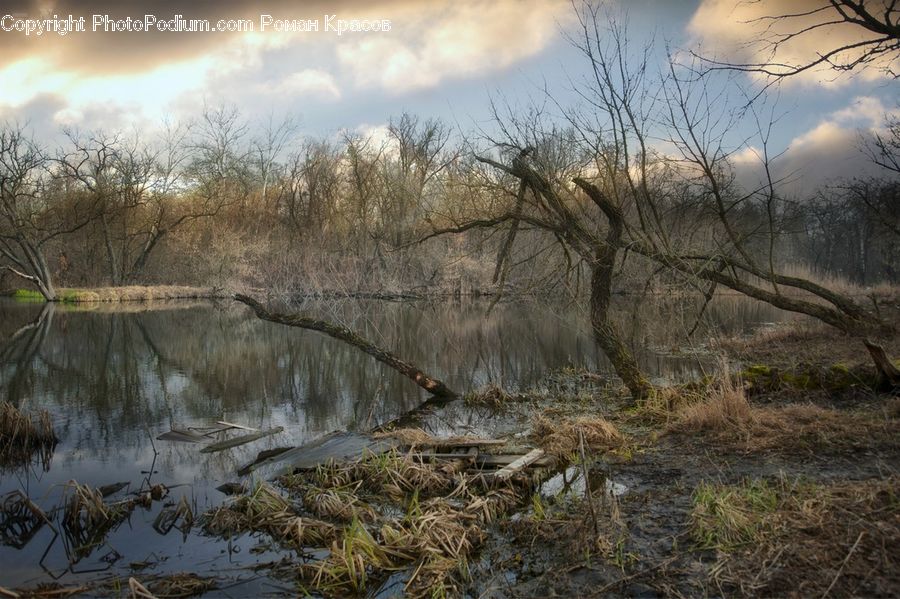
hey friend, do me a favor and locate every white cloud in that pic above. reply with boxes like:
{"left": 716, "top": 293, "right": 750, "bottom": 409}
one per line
{"left": 336, "top": 0, "right": 570, "bottom": 93}
{"left": 259, "top": 69, "right": 342, "bottom": 100}
{"left": 733, "top": 96, "right": 897, "bottom": 194}
{"left": 0, "top": 29, "right": 308, "bottom": 126}
{"left": 352, "top": 123, "right": 393, "bottom": 149}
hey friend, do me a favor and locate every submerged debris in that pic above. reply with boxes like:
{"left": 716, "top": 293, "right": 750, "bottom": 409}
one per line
{"left": 153, "top": 496, "right": 194, "bottom": 536}
{"left": 157, "top": 421, "right": 283, "bottom": 454}
{"left": 0, "top": 402, "right": 57, "bottom": 471}
{"left": 128, "top": 573, "right": 216, "bottom": 599}
{"left": 0, "top": 490, "right": 48, "bottom": 549}
{"left": 199, "top": 427, "right": 283, "bottom": 453}
{"left": 62, "top": 481, "right": 136, "bottom": 557}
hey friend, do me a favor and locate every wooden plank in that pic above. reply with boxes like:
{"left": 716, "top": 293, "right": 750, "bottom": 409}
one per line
{"left": 476, "top": 453, "right": 554, "bottom": 468}
{"left": 216, "top": 420, "right": 259, "bottom": 432}
{"left": 237, "top": 447, "right": 293, "bottom": 476}
{"left": 243, "top": 432, "right": 397, "bottom": 477}
{"left": 490, "top": 448, "right": 546, "bottom": 481}
{"left": 428, "top": 438, "right": 507, "bottom": 448}
{"left": 157, "top": 429, "right": 207, "bottom": 443}
{"left": 199, "top": 427, "right": 284, "bottom": 453}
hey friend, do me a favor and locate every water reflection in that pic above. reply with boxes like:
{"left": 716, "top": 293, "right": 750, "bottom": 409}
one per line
{"left": 1, "top": 295, "right": 799, "bottom": 462}
{"left": 0, "top": 294, "right": 798, "bottom": 587}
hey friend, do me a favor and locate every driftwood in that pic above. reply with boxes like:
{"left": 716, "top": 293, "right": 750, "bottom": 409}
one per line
{"left": 234, "top": 294, "right": 458, "bottom": 398}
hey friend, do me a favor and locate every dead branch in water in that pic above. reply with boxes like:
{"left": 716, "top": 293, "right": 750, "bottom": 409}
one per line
{"left": 233, "top": 294, "right": 457, "bottom": 398}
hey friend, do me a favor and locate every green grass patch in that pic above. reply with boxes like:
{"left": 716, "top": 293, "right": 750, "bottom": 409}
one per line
{"left": 691, "top": 479, "right": 779, "bottom": 550}
{"left": 12, "top": 289, "right": 45, "bottom": 302}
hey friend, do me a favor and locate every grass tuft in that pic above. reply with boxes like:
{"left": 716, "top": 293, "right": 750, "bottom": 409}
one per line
{"left": 531, "top": 414, "right": 624, "bottom": 458}
{"left": 0, "top": 402, "right": 57, "bottom": 471}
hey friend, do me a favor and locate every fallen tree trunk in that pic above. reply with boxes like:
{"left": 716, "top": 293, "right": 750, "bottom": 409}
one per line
{"left": 233, "top": 294, "right": 458, "bottom": 399}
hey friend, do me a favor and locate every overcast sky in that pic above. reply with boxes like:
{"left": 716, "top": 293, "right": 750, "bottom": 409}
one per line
{"left": 1, "top": 0, "right": 897, "bottom": 192}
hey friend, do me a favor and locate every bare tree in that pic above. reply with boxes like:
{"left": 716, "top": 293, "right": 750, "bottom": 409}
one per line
{"left": 866, "top": 113, "right": 900, "bottom": 174}
{"left": 421, "top": 108, "right": 654, "bottom": 399}
{"left": 58, "top": 129, "right": 131, "bottom": 284}
{"left": 696, "top": 0, "right": 900, "bottom": 81}
{"left": 251, "top": 113, "right": 298, "bottom": 210}
{"left": 0, "top": 123, "right": 94, "bottom": 299}
{"left": 382, "top": 113, "right": 453, "bottom": 247}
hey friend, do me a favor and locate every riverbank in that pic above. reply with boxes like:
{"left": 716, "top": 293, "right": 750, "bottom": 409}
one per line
{"left": 469, "top": 322, "right": 899, "bottom": 597}
{"left": 6, "top": 285, "right": 224, "bottom": 303}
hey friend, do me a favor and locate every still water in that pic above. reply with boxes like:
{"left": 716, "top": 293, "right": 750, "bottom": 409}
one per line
{"left": 0, "top": 295, "right": 797, "bottom": 590}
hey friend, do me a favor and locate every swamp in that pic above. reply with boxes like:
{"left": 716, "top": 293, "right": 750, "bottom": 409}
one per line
{"left": 1, "top": 1, "right": 899, "bottom": 597}
{"left": 0, "top": 294, "right": 897, "bottom": 597}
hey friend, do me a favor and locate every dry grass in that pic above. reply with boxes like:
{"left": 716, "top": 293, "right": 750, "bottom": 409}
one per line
{"left": 372, "top": 428, "right": 434, "bottom": 447}
{"left": 751, "top": 403, "right": 896, "bottom": 452}
{"left": 531, "top": 414, "right": 624, "bottom": 458}
{"left": 56, "top": 286, "right": 220, "bottom": 303}
{"left": 629, "top": 385, "right": 705, "bottom": 426}
{"left": 381, "top": 498, "right": 485, "bottom": 597}
{"left": 464, "top": 384, "right": 517, "bottom": 409}
{"left": 777, "top": 263, "right": 899, "bottom": 299}
{"left": 0, "top": 402, "right": 57, "bottom": 471}
{"left": 327, "top": 449, "right": 456, "bottom": 497}
{"left": 664, "top": 369, "right": 898, "bottom": 452}
{"left": 279, "top": 445, "right": 532, "bottom": 597}
{"left": 691, "top": 476, "right": 900, "bottom": 597}
{"left": 373, "top": 428, "right": 506, "bottom": 451}
{"left": 670, "top": 373, "right": 755, "bottom": 438}
{"left": 303, "top": 483, "right": 377, "bottom": 523}
{"left": 206, "top": 432, "right": 544, "bottom": 598}
{"left": 62, "top": 481, "right": 137, "bottom": 557}
{"left": 202, "top": 482, "right": 336, "bottom": 549}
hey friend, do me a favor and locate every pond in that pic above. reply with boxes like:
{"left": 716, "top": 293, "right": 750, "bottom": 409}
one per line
{"left": 0, "top": 294, "right": 800, "bottom": 592}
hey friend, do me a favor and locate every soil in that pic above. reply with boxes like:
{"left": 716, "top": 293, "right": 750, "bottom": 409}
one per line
{"left": 467, "top": 324, "right": 900, "bottom": 598}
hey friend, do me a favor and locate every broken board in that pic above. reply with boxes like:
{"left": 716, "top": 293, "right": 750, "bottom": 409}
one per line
{"left": 199, "top": 427, "right": 284, "bottom": 453}
{"left": 240, "top": 431, "right": 398, "bottom": 478}
{"left": 490, "top": 448, "right": 546, "bottom": 481}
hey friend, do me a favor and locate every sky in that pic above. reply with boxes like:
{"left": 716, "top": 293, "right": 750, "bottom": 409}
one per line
{"left": 0, "top": 0, "right": 897, "bottom": 190}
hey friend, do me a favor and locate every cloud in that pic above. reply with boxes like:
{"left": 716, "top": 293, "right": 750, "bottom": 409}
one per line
{"left": 336, "top": 0, "right": 569, "bottom": 93}
{"left": 732, "top": 96, "right": 897, "bottom": 194}
{"left": 687, "top": 0, "right": 899, "bottom": 86}
{"left": 259, "top": 69, "right": 341, "bottom": 99}
{"left": 0, "top": 0, "right": 571, "bottom": 127}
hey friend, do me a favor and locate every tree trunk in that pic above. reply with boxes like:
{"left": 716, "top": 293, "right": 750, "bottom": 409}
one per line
{"left": 573, "top": 177, "right": 653, "bottom": 401}
{"left": 864, "top": 339, "right": 900, "bottom": 392}
{"left": 102, "top": 215, "right": 120, "bottom": 285}
{"left": 234, "top": 294, "right": 458, "bottom": 399}
{"left": 589, "top": 260, "right": 653, "bottom": 401}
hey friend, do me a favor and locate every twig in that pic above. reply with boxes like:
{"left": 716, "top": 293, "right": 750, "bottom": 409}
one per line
{"left": 821, "top": 531, "right": 864, "bottom": 598}
{"left": 578, "top": 428, "right": 600, "bottom": 539}
{"left": 595, "top": 556, "right": 678, "bottom": 593}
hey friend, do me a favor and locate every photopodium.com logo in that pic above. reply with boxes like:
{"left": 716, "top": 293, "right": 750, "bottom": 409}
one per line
{"left": 0, "top": 13, "right": 392, "bottom": 36}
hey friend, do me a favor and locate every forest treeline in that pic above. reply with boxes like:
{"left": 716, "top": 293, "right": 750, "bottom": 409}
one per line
{"left": 0, "top": 106, "right": 896, "bottom": 300}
